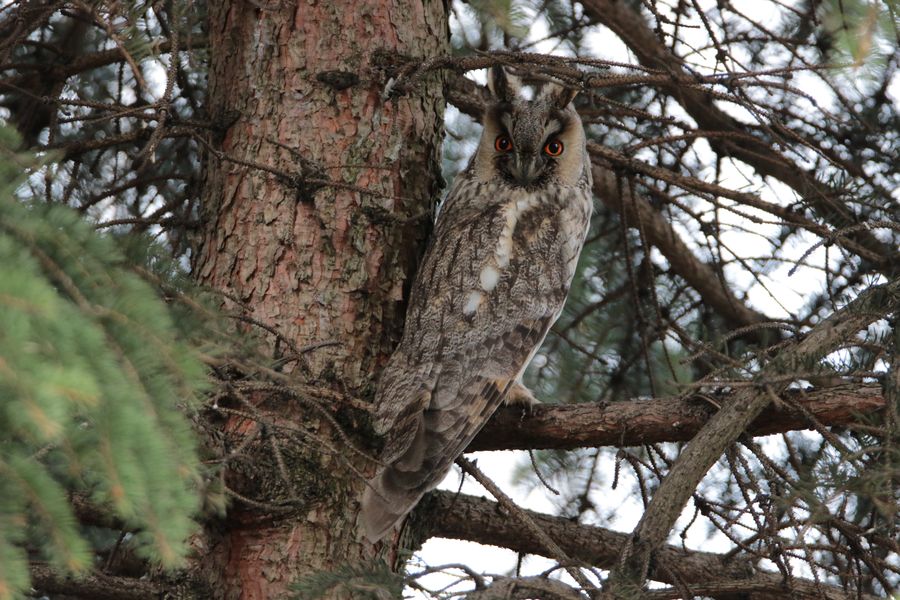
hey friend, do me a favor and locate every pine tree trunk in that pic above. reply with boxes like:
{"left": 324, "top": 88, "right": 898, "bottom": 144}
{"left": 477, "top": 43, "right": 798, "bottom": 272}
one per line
{"left": 193, "top": 1, "right": 447, "bottom": 597}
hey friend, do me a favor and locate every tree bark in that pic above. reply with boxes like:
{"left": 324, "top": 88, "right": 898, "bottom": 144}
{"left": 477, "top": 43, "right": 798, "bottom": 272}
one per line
{"left": 606, "top": 278, "right": 900, "bottom": 595}
{"left": 194, "top": 1, "right": 447, "bottom": 597}
{"left": 472, "top": 384, "right": 885, "bottom": 451}
{"left": 423, "top": 492, "right": 880, "bottom": 600}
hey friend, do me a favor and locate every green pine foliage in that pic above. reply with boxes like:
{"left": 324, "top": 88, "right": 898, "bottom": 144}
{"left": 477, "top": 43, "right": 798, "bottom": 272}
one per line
{"left": 818, "top": 0, "right": 899, "bottom": 67}
{"left": 465, "top": 0, "right": 531, "bottom": 41}
{"left": 529, "top": 214, "right": 694, "bottom": 407}
{"left": 0, "top": 126, "right": 207, "bottom": 599}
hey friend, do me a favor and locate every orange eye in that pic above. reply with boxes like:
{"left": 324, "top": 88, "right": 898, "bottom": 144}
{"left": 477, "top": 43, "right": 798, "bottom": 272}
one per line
{"left": 544, "top": 139, "right": 564, "bottom": 156}
{"left": 494, "top": 135, "right": 513, "bottom": 152}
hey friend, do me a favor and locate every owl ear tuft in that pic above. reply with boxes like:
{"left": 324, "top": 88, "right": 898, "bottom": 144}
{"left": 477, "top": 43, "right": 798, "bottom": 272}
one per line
{"left": 537, "top": 79, "right": 578, "bottom": 110}
{"left": 487, "top": 65, "right": 522, "bottom": 103}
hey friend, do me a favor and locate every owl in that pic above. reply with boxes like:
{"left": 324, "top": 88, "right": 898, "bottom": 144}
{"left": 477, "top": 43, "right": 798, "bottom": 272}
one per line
{"left": 361, "top": 66, "right": 593, "bottom": 541}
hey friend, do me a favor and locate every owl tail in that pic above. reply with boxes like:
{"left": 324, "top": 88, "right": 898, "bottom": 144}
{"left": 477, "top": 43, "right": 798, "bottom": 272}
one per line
{"left": 361, "top": 409, "right": 434, "bottom": 541}
{"left": 360, "top": 468, "right": 426, "bottom": 541}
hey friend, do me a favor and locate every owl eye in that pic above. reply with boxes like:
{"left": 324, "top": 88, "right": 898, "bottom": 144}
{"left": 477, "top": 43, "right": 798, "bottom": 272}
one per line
{"left": 494, "top": 135, "right": 513, "bottom": 152}
{"left": 544, "top": 139, "right": 564, "bottom": 156}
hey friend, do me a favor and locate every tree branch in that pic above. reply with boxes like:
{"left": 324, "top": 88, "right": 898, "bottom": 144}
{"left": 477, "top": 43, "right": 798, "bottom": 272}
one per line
{"left": 423, "top": 491, "right": 877, "bottom": 600}
{"left": 606, "top": 278, "right": 900, "bottom": 594}
{"left": 4, "top": 37, "right": 205, "bottom": 86}
{"left": 579, "top": 0, "right": 898, "bottom": 277}
{"left": 587, "top": 144, "right": 885, "bottom": 283}
{"left": 456, "top": 458, "right": 598, "bottom": 595}
{"left": 422, "top": 490, "right": 753, "bottom": 588}
{"left": 589, "top": 159, "right": 775, "bottom": 345}
{"left": 471, "top": 383, "right": 884, "bottom": 451}
{"left": 466, "top": 576, "right": 583, "bottom": 600}
{"left": 639, "top": 579, "right": 860, "bottom": 600}
{"left": 29, "top": 564, "right": 165, "bottom": 600}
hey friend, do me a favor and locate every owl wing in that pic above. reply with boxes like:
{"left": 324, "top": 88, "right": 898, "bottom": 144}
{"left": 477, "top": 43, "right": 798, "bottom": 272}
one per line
{"left": 361, "top": 183, "right": 578, "bottom": 540}
{"left": 361, "top": 314, "right": 555, "bottom": 541}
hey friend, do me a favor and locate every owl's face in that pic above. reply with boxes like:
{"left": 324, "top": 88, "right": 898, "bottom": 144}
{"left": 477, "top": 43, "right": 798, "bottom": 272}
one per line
{"left": 472, "top": 67, "right": 587, "bottom": 189}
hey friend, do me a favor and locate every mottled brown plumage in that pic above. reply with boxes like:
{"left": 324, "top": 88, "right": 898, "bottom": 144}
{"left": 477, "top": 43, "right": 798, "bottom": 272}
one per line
{"left": 361, "top": 66, "right": 593, "bottom": 541}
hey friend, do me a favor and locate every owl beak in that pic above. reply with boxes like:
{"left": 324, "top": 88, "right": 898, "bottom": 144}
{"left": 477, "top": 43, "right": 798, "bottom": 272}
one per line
{"left": 510, "top": 153, "right": 541, "bottom": 186}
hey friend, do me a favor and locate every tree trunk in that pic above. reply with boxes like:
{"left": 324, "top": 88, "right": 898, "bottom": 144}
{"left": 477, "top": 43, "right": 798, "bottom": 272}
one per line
{"left": 193, "top": 1, "right": 447, "bottom": 597}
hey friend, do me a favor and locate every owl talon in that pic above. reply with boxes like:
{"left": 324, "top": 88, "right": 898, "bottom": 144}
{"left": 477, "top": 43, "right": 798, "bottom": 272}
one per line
{"left": 504, "top": 381, "right": 540, "bottom": 413}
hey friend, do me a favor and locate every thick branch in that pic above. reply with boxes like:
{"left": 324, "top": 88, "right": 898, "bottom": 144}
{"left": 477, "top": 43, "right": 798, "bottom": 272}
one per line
{"left": 471, "top": 384, "right": 884, "bottom": 451}
{"left": 423, "top": 491, "right": 876, "bottom": 600}
{"left": 466, "top": 576, "right": 583, "bottom": 600}
{"left": 457, "top": 458, "right": 598, "bottom": 594}
{"left": 640, "top": 579, "right": 865, "bottom": 600}
{"left": 607, "top": 278, "right": 900, "bottom": 593}
{"left": 579, "top": 0, "right": 898, "bottom": 277}
{"left": 29, "top": 564, "right": 165, "bottom": 600}
{"left": 3, "top": 37, "right": 202, "bottom": 85}
{"left": 423, "top": 491, "right": 753, "bottom": 587}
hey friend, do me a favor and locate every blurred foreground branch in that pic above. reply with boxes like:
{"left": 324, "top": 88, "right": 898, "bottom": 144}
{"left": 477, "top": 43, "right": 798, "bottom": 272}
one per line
{"left": 29, "top": 564, "right": 163, "bottom": 600}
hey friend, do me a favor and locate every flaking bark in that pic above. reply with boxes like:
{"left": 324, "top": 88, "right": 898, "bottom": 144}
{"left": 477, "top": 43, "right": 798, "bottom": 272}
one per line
{"left": 193, "top": 1, "right": 448, "bottom": 597}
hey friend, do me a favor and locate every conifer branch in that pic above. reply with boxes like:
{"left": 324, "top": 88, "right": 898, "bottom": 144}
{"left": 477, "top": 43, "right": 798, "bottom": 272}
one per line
{"left": 605, "top": 278, "right": 900, "bottom": 594}
{"left": 424, "top": 491, "right": 879, "bottom": 600}
{"left": 588, "top": 160, "right": 775, "bottom": 345}
{"left": 465, "top": 576, "right": 583, "bottom": 600}
{"left": 29, "top": 564, "right": 164, "bottom": 600}
{"left": 472, "top": 383, "right": 885, "bottom": 451}
{"left": 578, "top": 0, "right": 899, "bottom": 278}
{"left": 456, "top": 458, "right": 599, "bottom": 595}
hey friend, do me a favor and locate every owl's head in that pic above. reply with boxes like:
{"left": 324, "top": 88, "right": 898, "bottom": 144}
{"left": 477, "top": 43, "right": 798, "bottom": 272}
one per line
{"left": 473, "top": 65, "right": 586, "bottom": 189}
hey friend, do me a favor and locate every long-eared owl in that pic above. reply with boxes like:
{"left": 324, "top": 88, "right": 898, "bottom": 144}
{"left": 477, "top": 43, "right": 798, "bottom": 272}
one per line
{"left": 361, "top": 66, "right": 593, "bottom": 541}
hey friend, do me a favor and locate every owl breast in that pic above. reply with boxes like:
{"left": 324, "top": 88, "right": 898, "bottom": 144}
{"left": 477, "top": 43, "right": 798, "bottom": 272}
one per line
{"left": 426, "top": 179, "right": 590, "bottom": 334}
